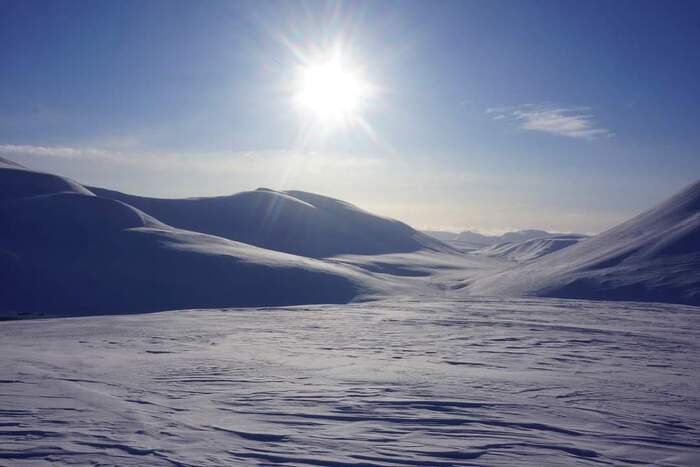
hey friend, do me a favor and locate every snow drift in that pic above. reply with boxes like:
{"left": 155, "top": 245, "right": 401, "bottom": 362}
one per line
{"left": 0, "top": 161, "right": 383, "bottom": 317}
{"left": 90, "top": 187, "right": 456, "bottom": 258}
{"left": 470, "top": 181, "right": 700, "bottom": 306}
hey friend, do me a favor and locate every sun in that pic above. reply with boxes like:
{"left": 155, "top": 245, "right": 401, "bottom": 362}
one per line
{"left": 295, "top": 55, "right": 372, "bottom": 122}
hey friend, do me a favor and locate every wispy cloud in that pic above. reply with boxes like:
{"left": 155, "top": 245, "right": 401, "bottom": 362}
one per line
{"left": 487, "top": 104, "right": 613, "bottom": 140}
{"left": 0, "top": 144, "right": 113, "bottom": 160}
{"left": 0, "top": 144, "right": 382, "bottom": 171}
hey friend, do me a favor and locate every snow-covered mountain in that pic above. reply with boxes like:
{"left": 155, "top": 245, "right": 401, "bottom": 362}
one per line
{"left": 0, "top": 160, "right": 386, "bottom": 317}
{"left": 499, "top": 229, "right": 553, "bottom": 244}
{"left": 421, "top": 230, "right": 462, "bottom": 242}
{"left": 3, "top": 157, "right": 698, "bottom": 315}
{"left": 475, "top": 234, "right": 587, "bottom": 263}
{"left": 91, "top": 187, "right": 456, "bottom": 258}
{"left": 470, "top": 181, "right": 700, "bottom": 306}
{"left": 423, "top": 228, "right": 563, "bottom": 250}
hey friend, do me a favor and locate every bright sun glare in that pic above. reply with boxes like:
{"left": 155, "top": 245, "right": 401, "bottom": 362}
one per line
{"left": 295, "top": 55, "right": 372, "bottom": 123}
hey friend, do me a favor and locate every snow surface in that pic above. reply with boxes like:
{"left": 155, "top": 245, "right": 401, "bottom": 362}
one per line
{"left": 1, "top": 298, "right": 698, "bottom": 466}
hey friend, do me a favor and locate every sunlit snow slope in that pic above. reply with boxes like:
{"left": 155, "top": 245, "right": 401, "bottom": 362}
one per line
{"left": 476, "top": 234, "right": 586, "bottom": 263}
{"left": 471, "top": 181, "right": 700, "bottom": 306}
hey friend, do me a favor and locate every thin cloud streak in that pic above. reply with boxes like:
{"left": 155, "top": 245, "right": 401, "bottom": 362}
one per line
{"left": 0, "top": 144, "right": 113, "bottom": 160}
{"left": 0, "top": 144, "right": 383, "bottom": 174}
{"left": 487, "top": 104, "right": 613, "bottom": 140}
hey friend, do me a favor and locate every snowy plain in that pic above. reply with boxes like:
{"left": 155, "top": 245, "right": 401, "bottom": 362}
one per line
{"left": 1, "top": 298, "right": 699, "bottom": 466}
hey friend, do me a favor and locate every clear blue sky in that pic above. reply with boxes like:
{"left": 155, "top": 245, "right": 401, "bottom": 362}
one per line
{"left": 2, "top": 0, "right": 699, "bottom": 233}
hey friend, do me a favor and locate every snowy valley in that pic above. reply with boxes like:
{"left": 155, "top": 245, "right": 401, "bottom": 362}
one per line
{"left": 1, "top": 158, "right": 699, "bottom": 465}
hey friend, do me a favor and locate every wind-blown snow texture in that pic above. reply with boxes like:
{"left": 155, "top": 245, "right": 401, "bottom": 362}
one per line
{"left": 470, "top": 181, "right": 700, "bottom": 306}
{"left": 1, "top": 299, "right": 698, "bottom": 466}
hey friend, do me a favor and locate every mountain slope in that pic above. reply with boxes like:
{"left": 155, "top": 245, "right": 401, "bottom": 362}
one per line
{"left": 90, "top": 187, "right": 456, "bottom": 258}
{"left": 470, "top": 181, "right": 700, "bottom": 306}
{"left": 0, "top": 161, "right": 382, "bottom": 317}
{"left": 476, "top": 234, "right": 586, "bottom": 263}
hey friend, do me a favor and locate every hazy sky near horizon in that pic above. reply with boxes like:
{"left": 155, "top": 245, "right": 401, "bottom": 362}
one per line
{"left": 2, "top": 0, "right": 699, "bottom": 233}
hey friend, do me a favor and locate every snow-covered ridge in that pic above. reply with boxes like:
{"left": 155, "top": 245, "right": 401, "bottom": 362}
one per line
{"left": 90, "top": 186, "right": 457, "bottom": 258}
{"left": 0, "top": 156, "right": 94, "bottom": 202}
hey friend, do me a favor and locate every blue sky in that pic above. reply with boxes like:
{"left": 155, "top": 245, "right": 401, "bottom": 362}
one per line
{"left": 1, "top": 0, "right": 699, "bottom": 233}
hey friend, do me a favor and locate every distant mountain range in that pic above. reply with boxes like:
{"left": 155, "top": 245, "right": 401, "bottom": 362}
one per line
{"left": 2, "top": 156, "right": 698, "bottom": 316}
{"left": 423, "top": 228, "right": 574, "bottom": 250}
